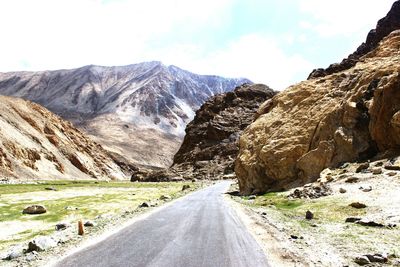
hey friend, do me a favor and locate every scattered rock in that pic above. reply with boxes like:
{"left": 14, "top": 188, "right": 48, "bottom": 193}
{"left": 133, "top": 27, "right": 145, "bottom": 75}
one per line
{"left": 248, "top": 195, "right": 256, "bottom": 200}
{"left": 84, "top": 220, "right": 95, "bottom": 227}
{"left": 387, "top": 171, "right": 397, "bottom": 176}
{"left": 2, "top": 246, "right": 24, "bottom": 260}
{"left": 27, "top": 236, "right": 58, "bottom": 252}
{"left": 289, "top": 183, "right": 332, "bottom": 199}
{"left": 139, "top": 202, "right": 150, "bottom": 208}
{"left": 305, "top": 210, "right": 314, "bottom": 220}
{"left": 159, "top": 195, "right": 171, "bottom": 200}
{"left": 365, "top": 253, "right": 388, "bottom": 263}
{"left": 345, "top": 177, "right": 359, "bottom": 183}
{"left": 345, "top": 217, "right": 361, "bottom": 223}
{"left": 356, "top": 163, "right": 370, "bottom": 173}
{"left": 325, "top": 175, "right": 334, "bottom": 182}
{"left": 45, "top": 187, "right": 57, "bottom": 191}
{"left": 182, "top": 185, "right": 191, "bottom": 191}
{"left": 360, "top": 186, "right": 372, "bottom": 192}
{"left": 384, "top": 164, "right": 400, "bottom": 171}
{"left": 22, "top": 205, "right": 47, "bottom": 214}
{"left": 339, "top": 188, "right": 347, "bottom": 193}
{"left": 371, "top": 168, "right": 382, "bottom": 174}
{"left": 290, "top": 235, "right": 299, "bottom": 239}
{"left": 55, "top": 222, "right": 70, "bottom": 231}
{"left": 349, "top": 202, "right": 367, "bottom": 209}
{"left": 356, "top": 219, "right": 384, "bottom": 227}
{"left": 354, "top": 255, "right": 371, "bottom": 265}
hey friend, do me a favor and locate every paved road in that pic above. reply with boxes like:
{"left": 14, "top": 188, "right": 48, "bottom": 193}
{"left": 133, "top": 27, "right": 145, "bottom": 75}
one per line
{"left": 54, "top": 181, "right": 269, "bottom": 267}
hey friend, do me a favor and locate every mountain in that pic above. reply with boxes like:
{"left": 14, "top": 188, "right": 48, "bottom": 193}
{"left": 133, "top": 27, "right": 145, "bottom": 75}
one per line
{"left": 0, "top": 95, "right": 128, "bottom": 181}
{"left": 169, "top": 84, "right": 276, "bottom": 180}
{"left": 236, "top": 1, "right": 400, "bottom": 195}
{"left": 0, "top": 62, "right": 250, "bottom": 167}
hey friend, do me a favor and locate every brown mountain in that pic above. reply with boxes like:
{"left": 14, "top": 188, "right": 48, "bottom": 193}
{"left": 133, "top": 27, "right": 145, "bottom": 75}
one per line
{"left": 0, "top": 95, "right": 128, "bottom": 182}
{"left": 236, "top": 2, "right": 400, "bottom": 195}
{"left": 163, "top": 84, "right": 275, "bottom": 181}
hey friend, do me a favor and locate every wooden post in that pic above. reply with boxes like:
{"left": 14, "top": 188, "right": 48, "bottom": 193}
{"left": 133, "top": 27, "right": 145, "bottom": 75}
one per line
{"left": 78, "top": 220, "right": 85, "bottom": 235}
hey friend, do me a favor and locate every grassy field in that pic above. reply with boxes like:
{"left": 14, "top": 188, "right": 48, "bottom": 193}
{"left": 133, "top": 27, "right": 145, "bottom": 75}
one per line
{"left": 0, "top": 180, "right": 196, "bottom": 252}
{"left": 238, "top": 192, "right": 400, "bottom": 262}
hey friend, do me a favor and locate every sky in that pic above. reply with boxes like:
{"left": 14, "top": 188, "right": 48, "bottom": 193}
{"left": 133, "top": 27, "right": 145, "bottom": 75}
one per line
{"left": 0, "top": 0, "right": 396, "bottom": 90}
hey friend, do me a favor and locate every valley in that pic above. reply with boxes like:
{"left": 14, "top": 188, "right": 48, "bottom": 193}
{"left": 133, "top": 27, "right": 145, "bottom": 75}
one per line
{"left": 1, "top": 0, "right": 400, "bottom": 266}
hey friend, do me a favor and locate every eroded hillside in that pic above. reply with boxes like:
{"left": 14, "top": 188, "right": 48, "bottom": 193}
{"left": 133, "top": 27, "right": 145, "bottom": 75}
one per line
{"left": 0, "top": 96, "right": 127, "bottom": 181}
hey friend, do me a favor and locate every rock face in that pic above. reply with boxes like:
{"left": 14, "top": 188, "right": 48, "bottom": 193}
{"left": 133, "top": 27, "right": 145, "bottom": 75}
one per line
{"left": 0, "top": 95, "right": 127, "bottom": 181}
{"left": 0, "top": 62, "right": 249, "bottom": 167}
{"left": 308, "top": 0, "right": 400, "bottom": 79}
{"left": 171, "top": 84, "right": 276, "bottom": 180}
{"left": 236, "top": 28, "right": 400, "bottom": 194}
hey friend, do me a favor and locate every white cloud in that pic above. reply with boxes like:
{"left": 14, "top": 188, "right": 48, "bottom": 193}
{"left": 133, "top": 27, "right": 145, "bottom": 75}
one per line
{"left": 155, "top": 34, "right": 313, "bottom": 90}
{"left": 298, "top": 0, "right": 395, "bottom": 37}
{"left": 0, "top": 0, "right": 233, "bottom": 71}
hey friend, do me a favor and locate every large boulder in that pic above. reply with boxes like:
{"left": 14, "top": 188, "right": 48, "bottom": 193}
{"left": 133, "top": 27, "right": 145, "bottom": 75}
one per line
{"left": 22, "top": 205, "right": 47, "bottom": 214}
{"left": 236, "top": 29, "right": 400, "bottom": 194}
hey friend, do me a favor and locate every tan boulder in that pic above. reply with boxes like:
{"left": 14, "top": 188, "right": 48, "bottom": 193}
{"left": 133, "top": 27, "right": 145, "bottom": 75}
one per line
{"left": 236, "top": 30, "right": 400, "bottom": 194}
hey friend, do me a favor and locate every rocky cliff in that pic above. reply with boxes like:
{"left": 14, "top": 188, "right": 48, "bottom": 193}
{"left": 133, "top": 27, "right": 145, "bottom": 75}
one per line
{"left": 0, "top": 95, "right": 128, "bottom": 181}
{"left": 0, "top": 62, "right": 249, "bottom": 167}
{"left": 168, "top": 84, "right": 276, "bottom": 180}
{"left": 236, "top": 28, "right": 400, "bottom": 194}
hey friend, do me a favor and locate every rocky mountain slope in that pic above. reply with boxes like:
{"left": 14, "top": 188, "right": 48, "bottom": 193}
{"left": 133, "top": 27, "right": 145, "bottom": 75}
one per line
{"left": 236, "top": 1, "right": 400, "bottom": 195}
{"left": 0, "top": 62, "right": 249, "bottom": 167}
{"left": 170, "top": 84, "right": 276, "bottom": 180}
{"left": 0, "top": 95, "right": 127, "bottom": 181}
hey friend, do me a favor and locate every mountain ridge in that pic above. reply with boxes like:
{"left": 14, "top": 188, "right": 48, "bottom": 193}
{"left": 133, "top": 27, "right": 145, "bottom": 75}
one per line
{"left": 0, "top": 61, "right": 249, "bottom": 167}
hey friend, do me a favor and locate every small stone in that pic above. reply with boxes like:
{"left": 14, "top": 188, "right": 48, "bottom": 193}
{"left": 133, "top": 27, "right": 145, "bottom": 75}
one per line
{"left": 345, "top": 217, "right": 361, "bottom": 223}
{"left": 345, "top": 177, "right": 359, "bottom": 183}
{"left": 248, "top": 195, "right": 256, "bottom": 200}
{"left": 55, "top": 222, "right": 70, "bottom": 231}
{"left": 84, "top": 221, "right": 95, "bottom": 227}
{"left": 384, "top": 164, "right": 400, "bottom": 171}
{"left": 360, "top": 186, "right": 372, "bottom": 192}
{"left": 27, "top": 236, "right": 58, "bottom": 252}
{"left": 339, "top": 188, "right": 347, "bottom": 193}
{"left": 261, "top": 212, "right": 267, "bottom": 216}
{"left": 305, "top": 210, "right": 314, "bottom": 220}
{"left": 139, "top": 202, "right": 150, "bottom": 208}
{"left": 290, "top": 235, "right": 298, "bottom": 239}
{"left": 159, "top": 195, "right": 171, "bottom": 200}
{"left": 387, "top": 171, "right": 397, "bottom": 176}
{"left": 45, "top": 187, "right": 57, "bottom": 191}
{"left": 356, "top": 163, "right": 370, "bottom": 173}
{"left": 325, "top": 175, "right": 334, "bottom": 182}
{"left": 349, "top": 202, "right": 367, "bottom": 209}
{"left": 372, "top": 168, "right": 382, "bottom": 175}
{"left": 364, "top": 254, "right": 388, "bottom": 263}
{"left": 354, "top": 256, "right": 371, "bottom": 265}
{"left": 182, "top": 185, "right": 191, "bottom": 191}
{"left": 22, "top": 205, "right": 47, "bottom": 214}
{"left": 356, "top": 220, "right": 384, "bottom": 227}
{"left": 2, "top": 246, "right": 24, "bottom": 260}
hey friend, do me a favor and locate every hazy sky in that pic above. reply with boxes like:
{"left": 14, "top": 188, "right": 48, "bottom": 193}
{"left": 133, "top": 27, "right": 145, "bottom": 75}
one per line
{"left": 0, "top": 0, "right": 395, "bottom": 89}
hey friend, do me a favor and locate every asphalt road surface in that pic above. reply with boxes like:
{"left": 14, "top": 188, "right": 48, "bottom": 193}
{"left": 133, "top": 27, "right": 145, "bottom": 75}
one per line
{"left": 54, "top": 181, "right": 269, "bottom": 267}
